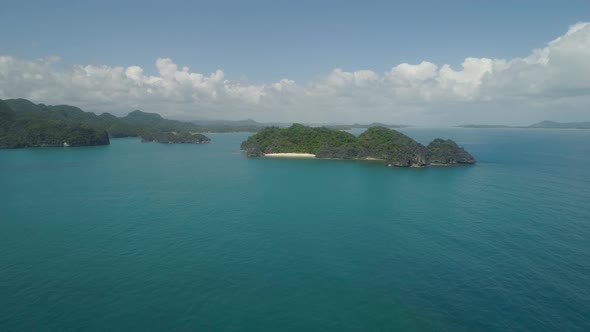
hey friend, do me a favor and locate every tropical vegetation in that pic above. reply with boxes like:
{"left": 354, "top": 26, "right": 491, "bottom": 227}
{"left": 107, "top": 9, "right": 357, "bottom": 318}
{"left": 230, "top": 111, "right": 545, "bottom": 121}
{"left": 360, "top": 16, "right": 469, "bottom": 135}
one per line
{"left": 0, "top": 98, "right": 211, "bottom": 148}
{"left": 241, "top": 124, "right": 475, "bottom": 166}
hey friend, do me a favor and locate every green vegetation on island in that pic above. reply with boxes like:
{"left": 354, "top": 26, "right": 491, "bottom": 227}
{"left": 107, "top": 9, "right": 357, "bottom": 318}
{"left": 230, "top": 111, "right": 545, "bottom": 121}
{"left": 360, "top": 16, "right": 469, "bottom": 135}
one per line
{"left": 0, "top": 98, "right": 211, "bottom": 148}
{"left": 355, "top": 127, "right": 431, "bottom": 166}
{"left": 0, "top": 99, "right": 110, "bottom": 148}
{"left": 240, "top": 124, "right": 358, "bottom": 156}
{"left": 427, "top": 139, "right": 475, "bottom": 164}
{"left": 241, "top": 124, "right": 475, "bottom": 167}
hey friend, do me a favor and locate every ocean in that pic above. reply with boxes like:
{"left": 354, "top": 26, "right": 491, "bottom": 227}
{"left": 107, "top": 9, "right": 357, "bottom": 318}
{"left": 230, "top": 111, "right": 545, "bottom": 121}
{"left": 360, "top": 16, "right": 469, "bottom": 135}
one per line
{"left": 1, "top": 128, "right": 589, "bottom": 331}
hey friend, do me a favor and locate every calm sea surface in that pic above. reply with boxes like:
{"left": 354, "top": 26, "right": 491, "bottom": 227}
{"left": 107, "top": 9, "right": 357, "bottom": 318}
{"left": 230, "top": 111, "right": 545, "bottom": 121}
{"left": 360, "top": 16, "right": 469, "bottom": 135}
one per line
{"left": 1, "top": 128, "right": 589, "bottom": 331}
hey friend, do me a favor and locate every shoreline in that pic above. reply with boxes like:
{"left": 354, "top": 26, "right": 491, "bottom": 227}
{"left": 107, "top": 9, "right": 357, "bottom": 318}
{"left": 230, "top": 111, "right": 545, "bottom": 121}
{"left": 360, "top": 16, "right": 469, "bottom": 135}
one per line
{"left": 264, "top": 153, "right": 316, "bottom": 158}
{"left": 262, "top": 154, "right": 386, "bottom": 161}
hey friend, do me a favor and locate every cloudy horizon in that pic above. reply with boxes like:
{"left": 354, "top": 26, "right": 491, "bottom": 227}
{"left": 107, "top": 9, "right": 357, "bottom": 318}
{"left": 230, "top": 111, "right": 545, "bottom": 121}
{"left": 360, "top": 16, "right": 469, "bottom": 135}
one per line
{"left": 2, "top": 17, "right": 590, "bottom": 125}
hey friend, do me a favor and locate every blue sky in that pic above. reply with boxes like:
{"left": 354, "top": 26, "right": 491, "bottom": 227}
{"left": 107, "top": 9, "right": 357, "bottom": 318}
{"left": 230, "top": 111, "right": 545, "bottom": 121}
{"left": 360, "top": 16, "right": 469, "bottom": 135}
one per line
{"left": 2, "top": 0, "right": 589, "bottom": 82}
{"left": 0, "top": 1, "right": 589, "bottom": 124}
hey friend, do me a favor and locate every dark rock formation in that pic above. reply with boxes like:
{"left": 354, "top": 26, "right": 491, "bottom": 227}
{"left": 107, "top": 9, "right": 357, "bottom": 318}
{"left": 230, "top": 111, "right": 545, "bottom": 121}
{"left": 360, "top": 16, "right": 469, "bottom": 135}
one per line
{"left": 245, "top": 147, "right": 265, "bottom": 157}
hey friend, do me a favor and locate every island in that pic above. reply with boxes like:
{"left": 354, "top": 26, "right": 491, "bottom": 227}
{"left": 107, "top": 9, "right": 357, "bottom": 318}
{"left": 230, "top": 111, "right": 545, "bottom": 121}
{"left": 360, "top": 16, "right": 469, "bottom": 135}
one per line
{"left": 241, "top": 124, "right": 475, "bottom": 167}
{"left": 0, "top": 99, "right": 110, "bottom": 148}
{"left": 458, "top": 120, "right": 590, "bottom": 129}
{"left": 528, "top": 121, "right": 590, "bottom": 129}
{"left": 325, "top": 122, "right": 409, "bottom": 130}
{"left": 141, "top": 132, "right": 211, "bottom": 144}
{"left": 0, "top": 98, "right": 211, "bottom": 148}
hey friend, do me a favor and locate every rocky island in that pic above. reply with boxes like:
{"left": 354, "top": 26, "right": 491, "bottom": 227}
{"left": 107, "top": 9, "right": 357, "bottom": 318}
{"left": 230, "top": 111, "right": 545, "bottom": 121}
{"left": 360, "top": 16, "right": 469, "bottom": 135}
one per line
{"left": 241, "top": 124, "right": 475, "bottom": 167}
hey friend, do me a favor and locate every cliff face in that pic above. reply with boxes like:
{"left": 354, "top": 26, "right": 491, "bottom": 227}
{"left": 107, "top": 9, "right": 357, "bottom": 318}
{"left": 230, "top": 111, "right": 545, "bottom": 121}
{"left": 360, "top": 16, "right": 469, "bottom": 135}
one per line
{"left": 241, "top": 125, "right": 476, "bottom": 167}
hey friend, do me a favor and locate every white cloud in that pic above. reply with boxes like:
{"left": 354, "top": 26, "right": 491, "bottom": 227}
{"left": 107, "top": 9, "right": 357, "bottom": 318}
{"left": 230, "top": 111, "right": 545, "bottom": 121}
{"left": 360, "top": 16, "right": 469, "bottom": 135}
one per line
{"left": 387, "top": 61, "right": 438, "bottom": 82}
{"left": 1, "top": 23, "right": 590, "bottom": 125}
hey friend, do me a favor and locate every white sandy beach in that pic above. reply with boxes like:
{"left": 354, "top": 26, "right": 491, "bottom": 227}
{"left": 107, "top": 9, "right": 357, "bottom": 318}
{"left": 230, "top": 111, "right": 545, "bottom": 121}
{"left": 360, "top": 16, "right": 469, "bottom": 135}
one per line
{"left": 264, "top": 153, "right": 316, "bottom": 158}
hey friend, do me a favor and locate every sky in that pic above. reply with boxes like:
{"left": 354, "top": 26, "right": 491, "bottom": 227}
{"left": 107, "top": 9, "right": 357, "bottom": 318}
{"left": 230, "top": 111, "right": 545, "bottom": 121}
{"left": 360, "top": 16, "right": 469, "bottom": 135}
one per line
{"left": 1, "top": 0, "right": 589, "bottom": 125}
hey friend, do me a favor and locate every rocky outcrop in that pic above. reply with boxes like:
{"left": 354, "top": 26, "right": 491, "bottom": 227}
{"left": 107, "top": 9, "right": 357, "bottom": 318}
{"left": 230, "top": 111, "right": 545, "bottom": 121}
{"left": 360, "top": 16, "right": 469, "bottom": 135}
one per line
{"left": 245, "top": 147, "right": 265, "bottom": 157}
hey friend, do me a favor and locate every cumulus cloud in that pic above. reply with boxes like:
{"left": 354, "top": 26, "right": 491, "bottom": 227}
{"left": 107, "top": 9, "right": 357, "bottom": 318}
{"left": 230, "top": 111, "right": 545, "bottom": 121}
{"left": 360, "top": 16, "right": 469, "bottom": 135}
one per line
{"left": 1, "top": 23, "right": 590, "bottom": 125}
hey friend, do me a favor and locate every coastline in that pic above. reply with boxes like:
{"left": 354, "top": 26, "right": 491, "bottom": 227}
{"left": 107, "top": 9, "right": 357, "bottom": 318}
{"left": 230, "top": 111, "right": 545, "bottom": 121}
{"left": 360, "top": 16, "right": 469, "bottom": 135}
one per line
{"left": 263, "top": 154, "right": 386, "bottom": 162}
{"left": 264, "top": 153, "right": 316, "bottom": 158}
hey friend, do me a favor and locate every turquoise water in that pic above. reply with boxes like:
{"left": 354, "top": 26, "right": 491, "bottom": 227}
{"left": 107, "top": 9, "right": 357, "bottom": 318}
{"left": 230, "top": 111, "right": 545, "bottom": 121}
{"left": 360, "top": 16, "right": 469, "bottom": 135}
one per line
{"left": 1, "top": 128, "right": 589, "bottom": 331}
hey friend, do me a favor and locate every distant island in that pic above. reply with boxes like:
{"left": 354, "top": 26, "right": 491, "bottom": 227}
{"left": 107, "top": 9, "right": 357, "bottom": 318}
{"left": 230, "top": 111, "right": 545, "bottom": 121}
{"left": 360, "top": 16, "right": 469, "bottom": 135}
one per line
{"left": 325, "top": 122, "right": 409, "bottom": 130}
{"left": 528, "top": 121, "right": 590, "bottom": 129}
{"left": 458, "top": 121, "right": 590, "bottom": 129}
{"left": 190, "top": 120, "right": 409, "bottom": 132}
{"left": 241, "top": 124, "right": 475, "bottom": 167}
{"left": 0, "top": 98, "right": 210, "bottom": 148}
{"left": 141, "top": 132, "right": 210, "bottom": 144}
{"left": 189, "top": 118, "right": 291, "bottom": 132}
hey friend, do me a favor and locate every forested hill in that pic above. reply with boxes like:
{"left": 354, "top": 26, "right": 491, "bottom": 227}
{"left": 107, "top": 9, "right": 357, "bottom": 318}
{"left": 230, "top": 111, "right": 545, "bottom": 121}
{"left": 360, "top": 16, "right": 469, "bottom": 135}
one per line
{"left": 0, "top": 98, "right": 210, "bottom": 148}
{"left": 241, "top": 124, "right": 475, "bottom": 167}
{"left": 0, "top": 99, "right": 110, "bottom": 148}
